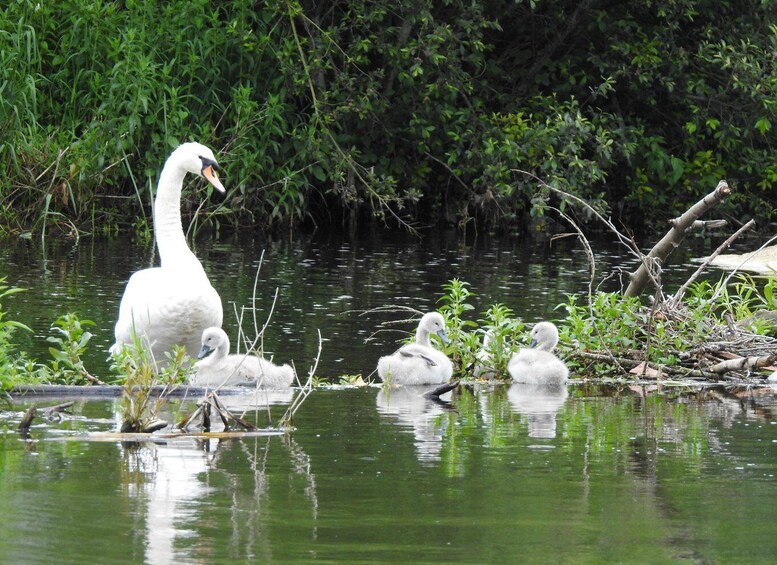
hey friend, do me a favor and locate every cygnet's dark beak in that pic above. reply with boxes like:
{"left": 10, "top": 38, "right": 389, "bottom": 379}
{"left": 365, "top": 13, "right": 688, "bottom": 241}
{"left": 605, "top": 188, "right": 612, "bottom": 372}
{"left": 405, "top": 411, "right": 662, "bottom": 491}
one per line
{"left": 197, "top": 344, "right": 214, "bottom": 359}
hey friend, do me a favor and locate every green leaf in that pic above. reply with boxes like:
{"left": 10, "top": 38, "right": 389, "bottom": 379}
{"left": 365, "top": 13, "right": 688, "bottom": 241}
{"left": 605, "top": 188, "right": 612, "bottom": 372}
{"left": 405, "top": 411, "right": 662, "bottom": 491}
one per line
{"left": 755, "top": 117, "right": 771, "bottom": 135}
{"left": 311, "top": 165, "right": 327, "bottom": 182}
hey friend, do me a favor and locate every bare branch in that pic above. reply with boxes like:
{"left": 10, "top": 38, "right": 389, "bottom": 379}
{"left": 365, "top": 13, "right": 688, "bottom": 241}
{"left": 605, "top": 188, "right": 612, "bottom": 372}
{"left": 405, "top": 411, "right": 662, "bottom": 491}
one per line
{"left": 624, "top": 180, "right": 731, "bottom": 297}
{"left": 669, "top": 219, "right": 755, "bottom": 306}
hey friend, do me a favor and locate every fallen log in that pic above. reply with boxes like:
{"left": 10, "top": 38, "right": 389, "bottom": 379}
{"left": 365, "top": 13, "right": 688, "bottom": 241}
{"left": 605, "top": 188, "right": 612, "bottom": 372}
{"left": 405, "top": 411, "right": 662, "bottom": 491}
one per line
{"left": 8, "top": 384, "right": 250, "bottom": 400}
{"left": 707, "top": 354, "right": 776, "bottom": 374}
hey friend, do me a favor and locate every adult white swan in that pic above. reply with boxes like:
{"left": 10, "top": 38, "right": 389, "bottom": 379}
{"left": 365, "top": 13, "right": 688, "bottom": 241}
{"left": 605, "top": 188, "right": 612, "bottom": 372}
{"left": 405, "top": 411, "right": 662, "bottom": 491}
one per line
{"left": 508, "top": 321, "right": 569, "bottom": 385}
{"left": 110, "top": 142, "right": 225, "bottom": 366}
{"left": 377, "top": 312, "right": 453, "bottom": 385}
{"left": 190, "top": 327, "right": 295, "bottom": 388}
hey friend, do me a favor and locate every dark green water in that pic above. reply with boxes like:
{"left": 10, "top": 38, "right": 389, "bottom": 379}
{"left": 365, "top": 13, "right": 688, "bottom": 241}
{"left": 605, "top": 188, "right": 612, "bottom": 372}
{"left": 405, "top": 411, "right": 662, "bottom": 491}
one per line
{"left": 2, "top": 230, "right": 773, "bottom": 563}
{"left": 0, "top": 229, "right": 706, "bottom": 380}
{"left": 2, "top": 384, "right": 777, "bottom": 563}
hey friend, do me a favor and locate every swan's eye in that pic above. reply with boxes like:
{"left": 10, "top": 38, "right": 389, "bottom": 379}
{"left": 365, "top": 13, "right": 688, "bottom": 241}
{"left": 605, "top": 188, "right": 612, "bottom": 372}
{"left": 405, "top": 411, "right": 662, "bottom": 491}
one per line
{"left": 199, "top": 156, "right": 219, "bottom": 171}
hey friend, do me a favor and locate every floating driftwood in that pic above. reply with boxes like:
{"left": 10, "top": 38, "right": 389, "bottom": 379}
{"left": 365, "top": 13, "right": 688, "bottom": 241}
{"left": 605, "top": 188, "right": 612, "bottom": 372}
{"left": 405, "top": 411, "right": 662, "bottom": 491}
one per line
{"left": 18, "top": 401, "right": 76, "bottom": 432}
{"left": 708, "top": 244, "right": 777, "bottom": 274}
{"left": 8, "top": 384, "right": 251, "bottom": 400}
{"left": 44, "top": 429, "right": 288, "bottom": 443}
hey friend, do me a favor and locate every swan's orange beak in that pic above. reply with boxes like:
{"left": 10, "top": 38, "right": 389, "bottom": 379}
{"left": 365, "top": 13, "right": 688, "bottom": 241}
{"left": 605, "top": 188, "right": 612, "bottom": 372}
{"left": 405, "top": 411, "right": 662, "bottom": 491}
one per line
{"left": 202, "top": 165, "right": 225, "bottom": 193}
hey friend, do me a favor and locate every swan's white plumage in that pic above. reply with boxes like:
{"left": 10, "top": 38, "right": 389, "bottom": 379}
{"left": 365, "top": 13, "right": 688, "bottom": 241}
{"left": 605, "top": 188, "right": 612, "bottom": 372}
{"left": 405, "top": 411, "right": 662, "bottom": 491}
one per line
{"left": 474, "top": 330, "right": 499, "bottom": 379}
{"left": 110, "top": 142, "right": 225, "bottom": 366}
{"left": 508, "top": 321, "right": 569, "bottom": 385}
{"left": 190, "top": 327, "right": 295, "bottom": 388}
{"left": 377, "top": 312, "right": 453, "bottom": 385}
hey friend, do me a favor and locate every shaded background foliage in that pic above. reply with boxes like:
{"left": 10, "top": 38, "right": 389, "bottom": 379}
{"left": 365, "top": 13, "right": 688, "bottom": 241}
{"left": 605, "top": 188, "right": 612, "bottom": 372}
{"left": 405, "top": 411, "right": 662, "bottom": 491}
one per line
{"left": 1, "top": 0, "right": 775, "bottom": 235}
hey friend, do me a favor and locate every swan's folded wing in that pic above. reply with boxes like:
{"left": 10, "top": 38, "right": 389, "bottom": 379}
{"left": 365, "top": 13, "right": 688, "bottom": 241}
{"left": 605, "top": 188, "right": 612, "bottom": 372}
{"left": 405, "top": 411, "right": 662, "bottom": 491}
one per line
{"left": 398, "top": 344, "right": 438, "bottom": 367}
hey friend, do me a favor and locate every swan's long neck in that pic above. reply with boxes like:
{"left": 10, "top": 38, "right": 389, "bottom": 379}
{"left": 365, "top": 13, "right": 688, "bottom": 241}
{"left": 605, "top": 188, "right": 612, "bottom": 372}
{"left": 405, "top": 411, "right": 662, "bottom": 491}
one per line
{"left": 416, "top": 326, "right": 431, "bottom": 347}
{"left": 218, "top": 336, "right": 231, "bottom": 359}
{"left": 154, "top": 161, "right": 206, "bottom": 275}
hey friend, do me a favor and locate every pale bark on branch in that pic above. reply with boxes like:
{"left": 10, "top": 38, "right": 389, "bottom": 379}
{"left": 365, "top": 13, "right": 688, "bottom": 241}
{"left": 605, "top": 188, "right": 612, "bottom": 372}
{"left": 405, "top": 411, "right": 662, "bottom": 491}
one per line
{"left": 624, "top": 180, "right": 731, "bottom": 297}
{"left": 708, "top": 354, "right": 776, "bottom": 374}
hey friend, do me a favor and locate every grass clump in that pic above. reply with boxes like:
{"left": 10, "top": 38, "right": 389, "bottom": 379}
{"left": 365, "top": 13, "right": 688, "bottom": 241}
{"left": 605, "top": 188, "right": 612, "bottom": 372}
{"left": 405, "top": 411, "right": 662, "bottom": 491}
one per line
{"left": 111, "top": 337, "right": 192, "bottom": 433}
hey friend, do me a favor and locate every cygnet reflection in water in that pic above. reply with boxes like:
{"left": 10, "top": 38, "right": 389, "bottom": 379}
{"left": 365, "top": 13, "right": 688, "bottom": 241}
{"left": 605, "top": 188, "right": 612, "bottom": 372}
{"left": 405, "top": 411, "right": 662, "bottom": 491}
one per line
{"left": 375, "top": 385, "right": 455, "bottom": 463}
{"left": 507, "top": 383, "right": 569, "bottom": 439}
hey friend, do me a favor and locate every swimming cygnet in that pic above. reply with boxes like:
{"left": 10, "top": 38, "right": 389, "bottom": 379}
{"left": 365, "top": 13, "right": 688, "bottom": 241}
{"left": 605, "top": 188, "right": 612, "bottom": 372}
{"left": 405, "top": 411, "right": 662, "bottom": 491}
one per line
{"left": 190, "top": 327, "right": 295, "bottom": 388}
{"left": 377, "top": 312, "right": 453, "bottom": 385}
{"left": 508, "top": 321, "right": 569, "bottom": 385}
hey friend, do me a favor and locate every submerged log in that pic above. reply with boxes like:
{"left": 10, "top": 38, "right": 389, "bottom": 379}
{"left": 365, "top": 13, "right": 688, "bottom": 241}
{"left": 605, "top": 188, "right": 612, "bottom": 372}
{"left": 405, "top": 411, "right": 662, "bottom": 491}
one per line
{"left": 18, "top": 406, "right": 37, "bottom": 432}
{"left": 708, "top": 243, "right": 777, "bottom": 274}
{"left": 18, "top": 401, "right": 77, "bottom": 432}
{"left": 42, "top": 401, "right": 75, "bottom": 423}
{"left": 424, "top": 380, "right": 460, "bottom": 399}
{"left": 8, "top": 384, "right": 250, "bottom": 400}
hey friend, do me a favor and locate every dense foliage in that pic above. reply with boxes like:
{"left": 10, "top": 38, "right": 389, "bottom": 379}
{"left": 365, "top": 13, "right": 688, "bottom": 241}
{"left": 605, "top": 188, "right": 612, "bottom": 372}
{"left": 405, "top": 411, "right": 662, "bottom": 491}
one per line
{"left": 436, "top": 275, "right": 777, "bottom": 381}
{"left": 1, "top": 0, "right": 775, "bottom": 235}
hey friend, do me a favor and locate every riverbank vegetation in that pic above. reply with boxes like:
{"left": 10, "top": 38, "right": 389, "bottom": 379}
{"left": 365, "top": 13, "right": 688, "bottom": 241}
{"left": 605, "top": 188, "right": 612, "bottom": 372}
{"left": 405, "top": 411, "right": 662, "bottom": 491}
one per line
{"left": 434, "top": 275, "right": 777, "bottom": 383}
{"left": 2, "top": 1, "right": 775, "bottom": 236}
{"left": 2, "top": 265, "right": 776, "bottom": 407}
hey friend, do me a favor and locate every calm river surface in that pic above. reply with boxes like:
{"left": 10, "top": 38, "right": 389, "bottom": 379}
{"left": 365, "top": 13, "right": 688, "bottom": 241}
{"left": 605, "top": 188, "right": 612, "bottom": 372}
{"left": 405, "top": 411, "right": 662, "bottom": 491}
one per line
{"left": 3, "top": 384, "right": 777, "bottom": 563}
{"left": 0, "top": 228, "right": 708, "bottom": 379}
{"left": 2, "top": 229, "right": 776, "bottom": 563}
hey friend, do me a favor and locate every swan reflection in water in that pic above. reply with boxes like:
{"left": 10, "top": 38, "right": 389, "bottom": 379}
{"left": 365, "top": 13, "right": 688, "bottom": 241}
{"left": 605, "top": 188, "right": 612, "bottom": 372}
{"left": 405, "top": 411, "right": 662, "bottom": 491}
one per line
{"left": 119, "top": 388, "right": 314, "bottom": 564}
{"left": 375, "top": 385, "right": 455, "bottom": 463}
{"left": 216, "top": 387, "right": 296, "bottom": 416}
{"left": 507, "top": 383, "right": 569, "bottom": 439}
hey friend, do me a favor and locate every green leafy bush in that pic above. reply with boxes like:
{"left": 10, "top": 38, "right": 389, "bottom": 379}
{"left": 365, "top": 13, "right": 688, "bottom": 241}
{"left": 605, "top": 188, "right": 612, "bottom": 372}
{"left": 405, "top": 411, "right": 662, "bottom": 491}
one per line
{"left": 1, "top": 1, "right": 774, "bottom": 234}
{"left": 0, "top": 279, "right": 33, "bottom": 391}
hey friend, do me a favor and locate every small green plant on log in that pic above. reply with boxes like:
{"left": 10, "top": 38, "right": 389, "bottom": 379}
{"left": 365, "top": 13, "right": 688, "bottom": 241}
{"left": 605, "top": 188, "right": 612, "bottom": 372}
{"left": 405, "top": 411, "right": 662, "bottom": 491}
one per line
{"left": 45, "top": 314, "right": 103, "bottom": 385}
{"left": 0, "top": 278, "right": 33, "bottom": 393}
{"left": 437, "top": 279, "right": 477, "bottom": 369}
{"left": 473, "top": 304, "right": 526, "bottom": 378}
{"left": 435, "top": 281, "right": 526, "bottom": 379}
{"left": 111, "top": 335, "right": 191, "bottom": 433}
